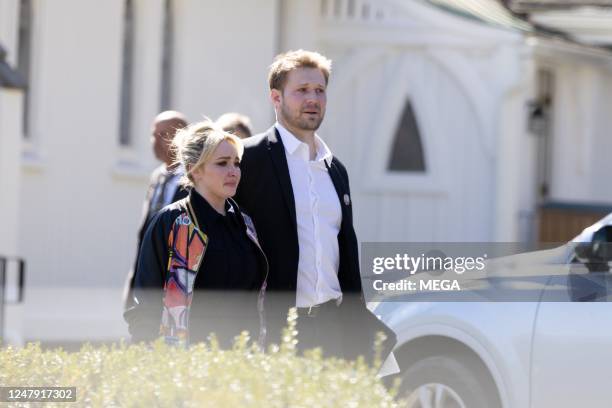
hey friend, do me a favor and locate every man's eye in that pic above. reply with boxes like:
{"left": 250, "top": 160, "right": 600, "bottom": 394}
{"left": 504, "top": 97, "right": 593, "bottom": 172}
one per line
{"left": 316, "top": 88, "right": 325, "bottom": 94}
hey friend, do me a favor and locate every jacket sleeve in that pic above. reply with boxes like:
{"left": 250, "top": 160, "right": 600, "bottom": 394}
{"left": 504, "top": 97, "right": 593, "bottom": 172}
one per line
{"left": 334, "top": 159, "right": 363, "bottom": 294}
{"left": 123, "top": 211, "right": 171, "bottom": 342}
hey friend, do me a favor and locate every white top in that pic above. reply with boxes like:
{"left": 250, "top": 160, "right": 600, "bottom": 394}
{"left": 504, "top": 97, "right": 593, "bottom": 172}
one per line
{"left": 275, "top": 122, "right": 343, "bottom": 307}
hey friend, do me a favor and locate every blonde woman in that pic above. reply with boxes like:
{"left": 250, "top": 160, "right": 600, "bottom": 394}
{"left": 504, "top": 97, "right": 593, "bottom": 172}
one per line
{"left": 125, "top": 120, "right": 267, "bottom": 346}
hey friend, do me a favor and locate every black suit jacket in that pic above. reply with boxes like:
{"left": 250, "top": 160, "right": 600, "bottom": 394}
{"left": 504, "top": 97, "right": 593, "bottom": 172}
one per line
{"left": 137, "top": 166, "right": 189, "bottom": 249}
{"left": 234, "top": 126, "right": 362, "bottom": 294}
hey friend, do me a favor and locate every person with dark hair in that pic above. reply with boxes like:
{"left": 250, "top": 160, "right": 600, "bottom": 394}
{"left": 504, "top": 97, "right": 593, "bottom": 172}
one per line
{"left": 124, "top": 120, "right": 267, "bottom": 346}
{"left": 234, "top": 50, "right": 396, "bottom": 362}
{"left": 123, "top": 111, "right": 190, "bottom": 309}
{"left": 216, "top": 112, "right": 253, "bottom": 139}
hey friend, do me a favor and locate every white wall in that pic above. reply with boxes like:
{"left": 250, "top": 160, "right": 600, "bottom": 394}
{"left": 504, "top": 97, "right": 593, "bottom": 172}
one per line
{"left": 315, "top": 0, "right": 525, "bottom": 243}
{"left": 495, "top": 51, "right": 535, "bottom": 243}
{"left": 172, "top": 0, "right": 279, "bottom": 131}
{"left": 514, "top": 57, "right": 541, "bottom": 243}
{"left": 278, "top": 0, "right": 319, "bottom": 52}
{"left": 0, "top": 0, "right": 24, "bottom": 257}
{"left": 548, "top": 61, "right": 612, "bottom": 204}
{"left": 0, "top": 0, "right": 26, "bottom": 345}
{"left": 0, "top": 90, "right": 23, "bottom": 257}
{"left": 0, "top": 0, "right": 19, "bottom": 65}
{"left": 7, "top": 0, "right": 280, "bottom": 341}
{"left": 16, "top": 0, "right": 280, "bottom": 290}
{"left": 17, "top": 0, "right": 145, "bottom": 289}
{"left": 588, "top": 71, "right": 612, "bottom": 200}
{"left": 320, "top": 48, "right": 500, "bottom": 242}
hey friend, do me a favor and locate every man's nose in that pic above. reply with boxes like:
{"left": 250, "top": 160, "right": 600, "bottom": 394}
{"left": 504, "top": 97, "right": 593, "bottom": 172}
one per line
{"left": 305, "top": 90, "right": 321, "bottom": 103}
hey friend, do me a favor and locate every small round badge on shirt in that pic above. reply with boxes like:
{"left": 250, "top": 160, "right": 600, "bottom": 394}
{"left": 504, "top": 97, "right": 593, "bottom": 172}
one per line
{"left": 344, "top": 194, "right": 350, "bottom": 206}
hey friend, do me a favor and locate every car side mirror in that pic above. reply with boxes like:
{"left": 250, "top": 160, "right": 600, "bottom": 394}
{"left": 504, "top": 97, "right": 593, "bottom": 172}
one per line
{"left": 575, "top": 226, "right": 612, "bottom": 263}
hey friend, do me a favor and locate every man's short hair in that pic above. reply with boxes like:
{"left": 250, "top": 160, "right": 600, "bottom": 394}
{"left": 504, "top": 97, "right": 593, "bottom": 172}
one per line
{"left": 154, "top": 110, "right": 188, "bottom": 129}
{"left": 268, "top": 49, "right": 332, "bottom": 92}
{"left": 216, "top": 112, "right": 253, "bottom": 139}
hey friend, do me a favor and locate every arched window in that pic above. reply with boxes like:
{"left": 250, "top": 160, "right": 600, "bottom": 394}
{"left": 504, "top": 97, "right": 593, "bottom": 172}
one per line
{"left": 388, "top": 99, "right": 426, "bottom": 172}
{"left": 160, "top": 0, "right": 174, "bottom": 110}
{"left": 18, "top": 0, "right": 32, "bottom": 138}
{"left": 119, "top": 0, "right": 134, "bottom": 146}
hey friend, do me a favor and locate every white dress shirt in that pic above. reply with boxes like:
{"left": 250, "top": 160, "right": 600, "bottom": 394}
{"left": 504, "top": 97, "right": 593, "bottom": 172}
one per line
{"left": 275, "top": 122, "right": 343, "bottom": 307}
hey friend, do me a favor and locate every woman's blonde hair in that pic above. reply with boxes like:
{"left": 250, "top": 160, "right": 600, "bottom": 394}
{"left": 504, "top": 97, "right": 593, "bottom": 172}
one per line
{"left": 171, "top": 119, "right": 244, "bottom": 187}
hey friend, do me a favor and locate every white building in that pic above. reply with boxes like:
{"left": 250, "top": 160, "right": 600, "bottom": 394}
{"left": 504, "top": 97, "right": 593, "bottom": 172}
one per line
{"left": 1, "top": 0, "right": 612, "bottom": 343}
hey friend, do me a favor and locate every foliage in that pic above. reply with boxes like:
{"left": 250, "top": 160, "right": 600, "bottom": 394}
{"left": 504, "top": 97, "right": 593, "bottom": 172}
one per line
{"left": 1, "top": 309, "right": 404, "bottom": 407}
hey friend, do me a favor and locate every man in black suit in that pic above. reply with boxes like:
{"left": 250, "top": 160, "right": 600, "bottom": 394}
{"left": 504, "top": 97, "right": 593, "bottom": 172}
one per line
{"left": 235, "top": 50, "right": 395, "bottom": 362}
{"left": 123, "top": 110, "right": 189, "bottom": 309}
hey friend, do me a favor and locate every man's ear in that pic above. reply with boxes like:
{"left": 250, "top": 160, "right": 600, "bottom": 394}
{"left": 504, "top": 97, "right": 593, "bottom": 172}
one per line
{"left": 270, "top": 88, "right": 282, "bottom": 109}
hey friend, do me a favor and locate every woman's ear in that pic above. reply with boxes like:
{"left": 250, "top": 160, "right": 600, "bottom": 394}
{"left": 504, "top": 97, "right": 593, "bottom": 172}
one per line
{"left": 190, "top": 164, "right": 204, "bottom": 181}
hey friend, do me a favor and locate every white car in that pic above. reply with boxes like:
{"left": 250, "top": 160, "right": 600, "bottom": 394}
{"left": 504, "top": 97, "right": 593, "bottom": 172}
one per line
{"left": 374, "top": 214, "right": 612, "bottom": 408}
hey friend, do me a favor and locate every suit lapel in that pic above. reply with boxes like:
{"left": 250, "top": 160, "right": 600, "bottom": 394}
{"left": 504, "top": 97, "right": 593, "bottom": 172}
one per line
{"left": 266, "top": 127, "right": 298, "bottom": 233}
{"left": 326, "top": 159, "right": 349, "bottom": 229}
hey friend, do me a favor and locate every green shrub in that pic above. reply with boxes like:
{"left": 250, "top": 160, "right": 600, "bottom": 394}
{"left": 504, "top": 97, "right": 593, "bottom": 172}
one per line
{"left": 0, "top": 309, "right": 404, "bottom": 407}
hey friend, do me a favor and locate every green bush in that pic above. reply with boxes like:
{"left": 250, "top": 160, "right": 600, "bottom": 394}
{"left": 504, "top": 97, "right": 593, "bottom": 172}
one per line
{"left": 0, "top": 310, "right": 404, "bottom": 407}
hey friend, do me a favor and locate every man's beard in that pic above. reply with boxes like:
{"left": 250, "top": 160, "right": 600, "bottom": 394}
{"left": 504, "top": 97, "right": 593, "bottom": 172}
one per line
{"left": 280, "top": 103, "right": 324, "bottom": 131}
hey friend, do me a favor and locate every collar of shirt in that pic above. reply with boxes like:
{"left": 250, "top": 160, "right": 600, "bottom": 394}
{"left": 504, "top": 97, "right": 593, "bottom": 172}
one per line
{"left": 162, "top": 163, "right": 185, "bottom": 177}
{"left": 190, "top": 189, "right": 236, "bottom": 226}
{"left": 275, "top": 122, "right": 333, "bottom": 167}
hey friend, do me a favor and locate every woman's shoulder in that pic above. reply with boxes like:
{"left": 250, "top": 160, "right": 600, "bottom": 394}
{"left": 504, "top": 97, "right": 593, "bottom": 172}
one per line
{"left": 163, "top": 197, "right": 188, "bottom": 214}
{"left": 147, "top": 199, "right": 190, "bottom": 230}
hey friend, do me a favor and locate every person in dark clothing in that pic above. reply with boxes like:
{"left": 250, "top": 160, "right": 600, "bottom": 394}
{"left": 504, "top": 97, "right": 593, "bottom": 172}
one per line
{"left": 124, "top": 120, "right": 267, "bottom": 347}
{"left": 123, "top": 111, "right": 189, "bottom": 309}
{"left": 234, "top": 50, "right": 395, "bottom": 363}
{"left": 216, "top": 112, "right": 253, "bottom": 139}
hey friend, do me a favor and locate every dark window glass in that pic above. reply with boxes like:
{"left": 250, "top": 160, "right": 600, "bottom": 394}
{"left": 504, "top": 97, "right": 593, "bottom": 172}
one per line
{"left": 18, "top": 0, "right": 32, "bottom": 138}
{"left": 388, "top": 100, "right": 426, "bottom": 172}
{"left": 119, "top": 0, "right": 134, "bottom": 146}
{"left": 160, "top": 0, "right": 174, "bottom": 110}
